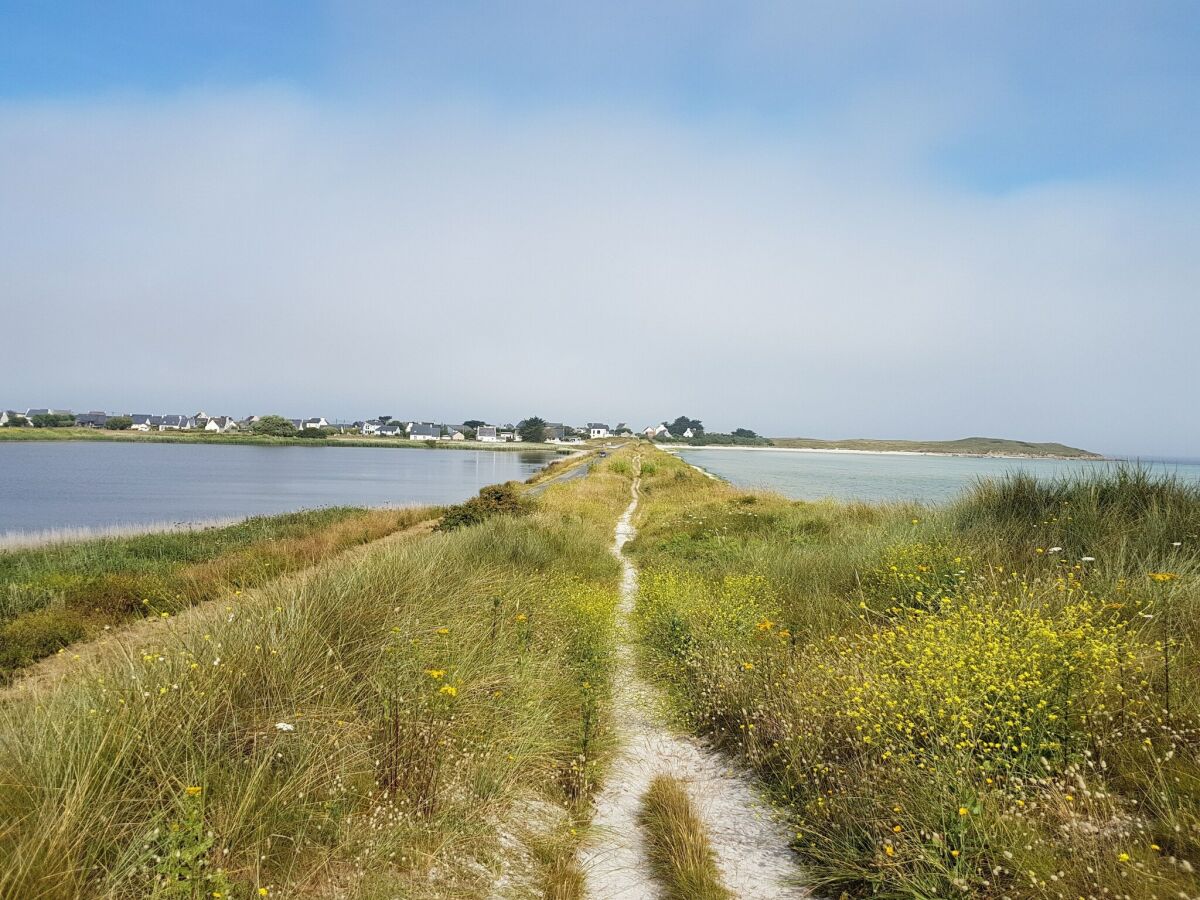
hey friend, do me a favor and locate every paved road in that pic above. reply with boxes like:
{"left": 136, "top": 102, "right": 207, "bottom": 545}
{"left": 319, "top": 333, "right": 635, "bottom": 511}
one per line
{"left": 526, "top": 458, "right": 593, "bottom": 497}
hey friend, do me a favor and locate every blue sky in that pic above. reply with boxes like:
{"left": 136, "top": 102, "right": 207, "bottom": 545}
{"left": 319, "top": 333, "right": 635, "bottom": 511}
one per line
{"left": 2, "top": 3, "right": 1198, "bottom": 455}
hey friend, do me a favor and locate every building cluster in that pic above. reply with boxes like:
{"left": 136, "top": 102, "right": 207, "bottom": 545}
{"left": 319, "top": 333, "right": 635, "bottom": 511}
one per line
{"left": 1, "top": 409, "right": 633, "bottom": 444}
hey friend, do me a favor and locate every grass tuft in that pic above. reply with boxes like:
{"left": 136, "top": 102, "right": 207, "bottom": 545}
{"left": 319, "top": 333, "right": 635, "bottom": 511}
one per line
{"left": 639, "top": 774, "right": 731, "bottom": 900}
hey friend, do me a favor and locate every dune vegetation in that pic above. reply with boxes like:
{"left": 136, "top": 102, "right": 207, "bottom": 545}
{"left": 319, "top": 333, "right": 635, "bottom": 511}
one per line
{"left": 0, "top": 506, "right": 434, "bottom": 679}
{"left": 638, "top": 774, "right": 731, "bottom": 900}
{"left": 0, "top": 450, "right": 632, "bottom": 899}
{"left": 630, "top": 448, "right": 1200, "bottom": 898}
{"left": 4, "top": 440, "right": 1198, "bottom": 899}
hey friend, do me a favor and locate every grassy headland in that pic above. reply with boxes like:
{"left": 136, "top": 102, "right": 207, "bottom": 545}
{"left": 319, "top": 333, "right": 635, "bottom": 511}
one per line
{"left": 630, "top": 447, "right": 1199, "bottom": 897}
{"left": 0, "top": 449, "right": 635, "bottom": 898}
{"left": 767, "top": 435, "right": 1102, "bottom": 458}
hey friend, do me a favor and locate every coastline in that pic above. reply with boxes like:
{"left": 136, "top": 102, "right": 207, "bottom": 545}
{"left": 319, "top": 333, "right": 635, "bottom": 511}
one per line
{"left": 664, "top": 444, "right": 1110, "bottom": 462}
{"left": 0, "top": 428, "right": 579, "bottom": 454}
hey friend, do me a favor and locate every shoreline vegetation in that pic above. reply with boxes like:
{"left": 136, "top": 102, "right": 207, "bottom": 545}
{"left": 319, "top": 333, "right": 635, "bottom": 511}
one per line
{"left": 2, "top": 443, "right": 1196, "bottom": 898}
{"left": 0, "top": 425, "right": 578, "bottom": 452}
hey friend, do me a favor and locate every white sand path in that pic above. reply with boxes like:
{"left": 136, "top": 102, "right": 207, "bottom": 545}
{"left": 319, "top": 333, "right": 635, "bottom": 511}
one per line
{"left": 579, "top": 465, "right": 809, "bottom": 899}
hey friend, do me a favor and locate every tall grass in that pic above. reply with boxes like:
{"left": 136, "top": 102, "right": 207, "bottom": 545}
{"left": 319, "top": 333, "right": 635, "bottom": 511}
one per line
{"left": 639, "top": 775, "right": 730, "bottom": 900}
{"left": 0, "top": 506, "right": 433, "bottom": 677}
{"left": 0, "top": 454, "right": 635, "bottom": 898}
{"left": 631, "top": 448, "right": 1200, "bottom": 899}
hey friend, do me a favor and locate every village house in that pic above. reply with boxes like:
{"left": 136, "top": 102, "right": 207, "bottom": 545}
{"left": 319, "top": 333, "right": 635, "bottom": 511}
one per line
{"left": 441, "top": 427, "right": 465, "bottom": 441}
{"left": 544, "top": 423, "right": 566, "bottom": 442}
{"left": 588, "top": 422, "right": 610, "bottom": 439}
{"left": 130, "top": 414, "right": 163, "bottom": 431}
{"left": 204, "top": 416, "right": 238, "bottom": 433}
{"left": 301, "top": 417, "right": 329, "bottom": 430}
{"left": 476, "top": 425, "right": 499, "bottom": 442}
{"left": 159, "top": 415, "right": 191, "bottom": 430}
{"left": 361, "top": 419, "right": 383, "bottom": 435}
{"left": 409, "top": 422, "right": 439, "bottom": 440}
{"left": 74, "top": 411, "right": 108, "bottom": 428}
{"left": 498, "top": 431, "right": 516, "bottom": 442}
{"left": 378, "top": 422, "right": 406, "bottom": 436}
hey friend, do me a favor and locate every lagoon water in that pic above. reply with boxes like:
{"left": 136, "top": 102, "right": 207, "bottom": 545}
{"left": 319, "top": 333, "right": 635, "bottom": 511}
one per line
{"left": 674, "top": 448, "right": 1200, "bottom": 505}
{"left": 0, "top": 442, "right": 559, "bottom": 534}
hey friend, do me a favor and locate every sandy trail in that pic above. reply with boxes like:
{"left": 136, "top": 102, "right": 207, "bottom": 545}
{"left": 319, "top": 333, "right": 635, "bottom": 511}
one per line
{"left": 579, "top": 467, "right": 808, "bottom": 899}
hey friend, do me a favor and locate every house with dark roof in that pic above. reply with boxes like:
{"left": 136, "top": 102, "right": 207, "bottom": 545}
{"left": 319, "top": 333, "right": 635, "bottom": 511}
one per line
{"left": 409, "top": 422, "right": 439, "bottom": 439}
{"left": 75, "top": 411, "right": 108, "bottom": 428}
{"left": 379, "top": 422, "right": 406, "bottom": 436}
{"left": 1, "top": 410, "right": 28, "bottom": 426}
{"left": 203, "top": 416, "right": 238, "bottom": 433}
{"left": 476, "top": 425, "right": 499, "bottom": 442}
{"left": 130, "top": 414, "right": 163, "bottom": 431}
{"left": 588, "top": 423, "right": 610, "bottom": 439}
{"left": 159, "top": 415, "right": 191, "bottom": 430}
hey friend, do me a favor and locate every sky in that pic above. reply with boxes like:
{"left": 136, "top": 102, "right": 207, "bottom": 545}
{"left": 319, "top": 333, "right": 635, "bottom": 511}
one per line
{"left": 1, "top": 2, "right": 1197, "bottom": 457}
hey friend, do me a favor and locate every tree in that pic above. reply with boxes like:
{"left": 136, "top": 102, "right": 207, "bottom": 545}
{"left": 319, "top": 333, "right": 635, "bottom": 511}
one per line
{"left": 462, "top": 420, "right": 487, "bottom": 429}
{"left": 2, "top": 414, "right": 29, "bottom": 428}
{"left": 30, "top": 413, "right": 74, "bottom": 428}
{"left": 667, "top": 416, "right": 704, "bottom": 437}
{"left": 517, "top": 416, "right": 546, "bottom": 443}
{"left": 732, "top": 428, "right": 758, "bottom": 439}
{"left": 378, "top": 415, "right": 393, "bottom": 424}
{"left": 249, "top": 415, "right": 298, "bottom": 437}
{"left": 106, "top": 416, "right": 133, "bottom": 431}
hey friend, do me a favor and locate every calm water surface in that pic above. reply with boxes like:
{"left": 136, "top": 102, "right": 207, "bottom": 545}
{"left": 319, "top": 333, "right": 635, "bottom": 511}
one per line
{"left": 674, "top": 448, "right": 1200, "bottom": 505}
{"left": 0, "top": 442, "right": 560, "bottom": 533}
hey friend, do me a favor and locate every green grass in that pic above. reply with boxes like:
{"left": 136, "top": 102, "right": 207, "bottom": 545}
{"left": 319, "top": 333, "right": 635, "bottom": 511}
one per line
{"left": 0, "top": 450, "right": 636, "bottom": 898}
{"left": 0, "top": 506, "right": 433, "bottom": 677}
{"left": 639, "top": 775, "right": 731, "bottom": 900}
{"left": 630, "top": 447, "right": 1200, "bottom": 899}
{"left": 768, "top": 435, "right": 1101, "bottom": 458}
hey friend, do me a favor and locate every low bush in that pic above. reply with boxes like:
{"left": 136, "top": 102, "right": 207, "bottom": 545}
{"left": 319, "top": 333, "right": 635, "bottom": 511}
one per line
{"left": 436, "top": 482, "right": 530, "bottom": 531}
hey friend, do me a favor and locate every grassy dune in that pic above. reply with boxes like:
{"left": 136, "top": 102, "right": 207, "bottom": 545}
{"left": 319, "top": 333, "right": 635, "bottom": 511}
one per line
{"left": 0, "top": 507, "right": 433, "bottom": 678}
{"left": 0, "top": 454, "right": 634, "bottom": 898}
{"left": 630, "top": 448, "right": 1200, "bottom": 898}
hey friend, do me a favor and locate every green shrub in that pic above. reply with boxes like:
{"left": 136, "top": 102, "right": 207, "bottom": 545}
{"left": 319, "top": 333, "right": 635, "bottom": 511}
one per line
{"left": 0, "top": 608, "right": 88, "bottom": 673}
{"left": 436, "top": 482, "right": 530, "bottom": 532}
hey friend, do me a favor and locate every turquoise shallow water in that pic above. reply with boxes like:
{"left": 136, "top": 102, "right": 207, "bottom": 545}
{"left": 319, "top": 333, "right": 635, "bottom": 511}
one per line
{"left": 673, "top": 448, "right": 1200, "bottom": 505}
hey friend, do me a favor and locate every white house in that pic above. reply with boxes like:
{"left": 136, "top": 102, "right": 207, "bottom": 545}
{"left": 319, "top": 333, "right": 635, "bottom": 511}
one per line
{"left": 130, "top": 414, "right": 161, "bottom": 432}
{"left": 379, "top": 422, "right": 405, "bottom": 436}
{"left": 441, "top": 428, "right": 465, "bottom": 441}
{"left": 302, "top": 417, "right": 329, "bottom": 430}
{"left": 498, "top": 431, "right": 516, "bottom": 442}
{"left": 204, "top": 416, "right": 238, "bottom": 433}
{"left": 476, "top": 425, "right": 499, "bottom": 442}
{"left": 159, "top": 415, "right": 191, "bottom": 430}
{"left": 361, "top": 419, "right": 383, "bottom": 435}
{"left": 682, "top": 427, "right": 695, "bottom": 438}
{"left": 588, "top": 422, "right": 610, "bottom": 439}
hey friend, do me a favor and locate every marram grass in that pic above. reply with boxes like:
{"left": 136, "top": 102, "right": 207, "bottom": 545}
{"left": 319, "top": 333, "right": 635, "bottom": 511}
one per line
{"left": 638, "top": 774, "right": 731, "bottom": 900}
{"left": 0, "top": 451, "right": 636, "bottom": 898}
{"left": 630, "top": 446, "right": 1200, "bottom": 899}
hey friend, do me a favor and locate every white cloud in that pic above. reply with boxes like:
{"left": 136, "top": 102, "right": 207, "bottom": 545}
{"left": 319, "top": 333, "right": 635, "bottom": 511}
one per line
{"left": 1, "top": 89, "right": 1196, "bottom": 455}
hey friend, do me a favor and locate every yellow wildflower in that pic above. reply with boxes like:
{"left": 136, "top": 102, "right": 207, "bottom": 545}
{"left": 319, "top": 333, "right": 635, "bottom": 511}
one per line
{"left": 424, "top": 669, "right": 445, "bottom": 679}
{"left": 437, "top": 627, "right": 450, "bottom": 635}
{"left": 439, "top": 684, "right": 458, "bottom": 697}
{"left": 741, "top": 661, "right": 755, "bottom": 671}
{"left": 1148, "top": 572, "right": 1178, "bottom": 582}
{"left": 185, "top": 786, "right": 203, "bottom": 797}
{"left": 958, "top": 807, "right": 969, "bottom": 816}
